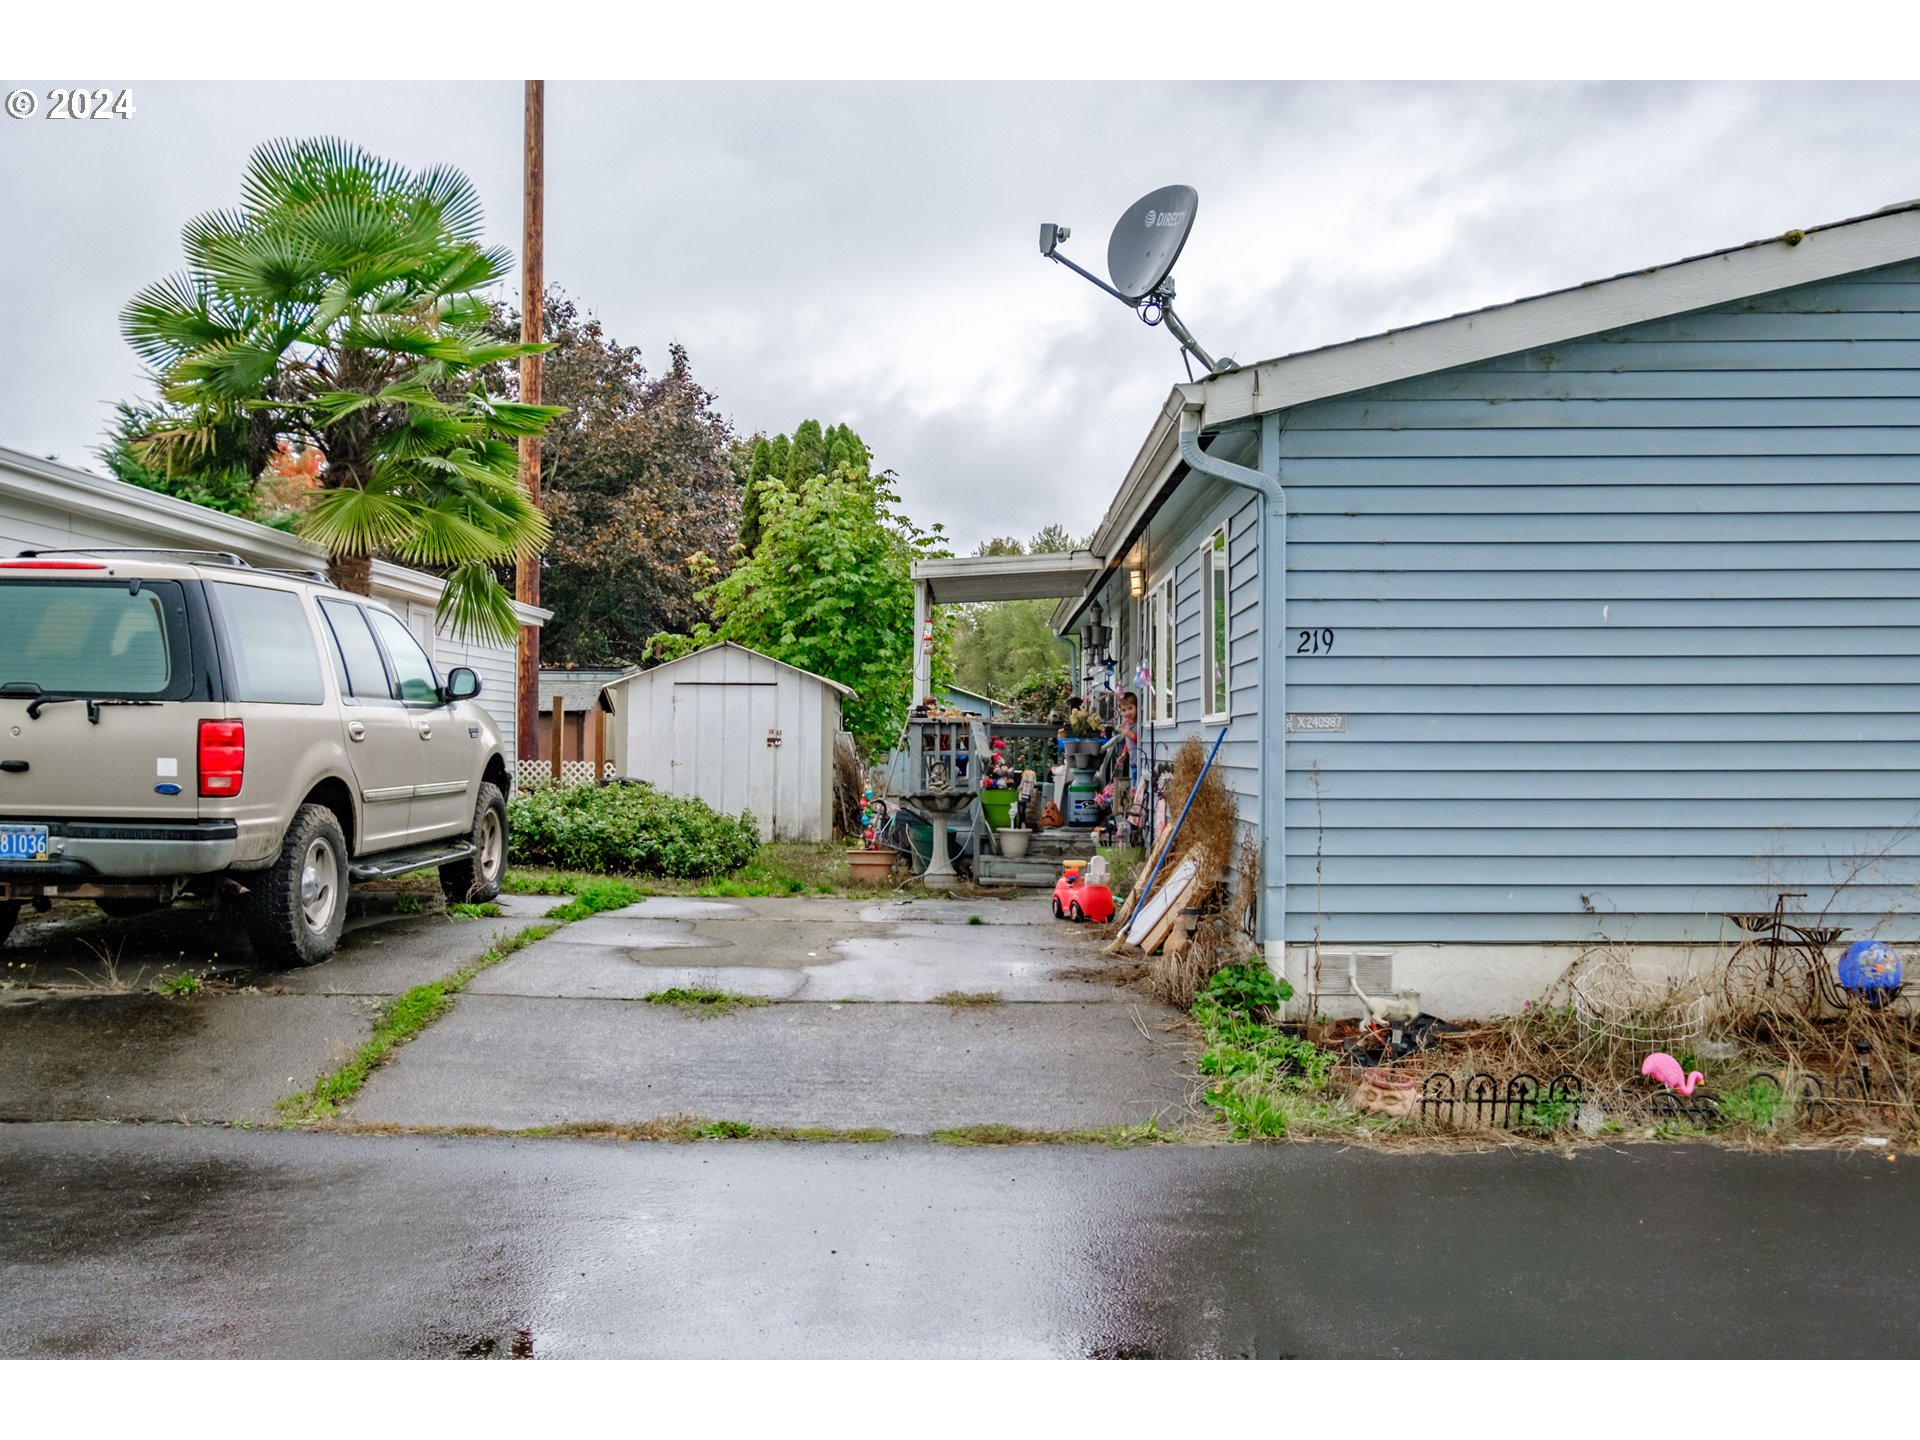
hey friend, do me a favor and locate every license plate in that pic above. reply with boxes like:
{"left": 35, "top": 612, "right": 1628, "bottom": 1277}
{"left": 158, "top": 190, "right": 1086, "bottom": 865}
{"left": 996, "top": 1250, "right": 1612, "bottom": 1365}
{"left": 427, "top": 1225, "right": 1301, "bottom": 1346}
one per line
{"left": 0, "top": 825, "right": 49, "bottom": 860}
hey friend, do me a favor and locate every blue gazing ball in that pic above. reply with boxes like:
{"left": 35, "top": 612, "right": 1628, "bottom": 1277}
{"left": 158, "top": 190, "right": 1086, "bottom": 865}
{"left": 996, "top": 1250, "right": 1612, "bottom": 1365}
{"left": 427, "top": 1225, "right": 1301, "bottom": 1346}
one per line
{"left": 1838, "top": 940, "right": 1902, "bottom": 993}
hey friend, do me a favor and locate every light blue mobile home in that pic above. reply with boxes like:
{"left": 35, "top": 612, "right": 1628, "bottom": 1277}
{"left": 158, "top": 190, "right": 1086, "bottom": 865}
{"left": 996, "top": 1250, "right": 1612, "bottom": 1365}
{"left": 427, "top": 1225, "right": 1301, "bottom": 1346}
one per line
{"left": 1056, "top": 202, "right": 1920, "bottom": 1014}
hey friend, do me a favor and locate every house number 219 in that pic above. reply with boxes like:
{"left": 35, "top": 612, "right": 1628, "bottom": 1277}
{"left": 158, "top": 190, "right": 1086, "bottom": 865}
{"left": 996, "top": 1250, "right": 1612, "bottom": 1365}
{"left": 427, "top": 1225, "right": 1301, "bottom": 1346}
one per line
{"left": 1296, "top": 628, "right": 1335, "bottom": 654}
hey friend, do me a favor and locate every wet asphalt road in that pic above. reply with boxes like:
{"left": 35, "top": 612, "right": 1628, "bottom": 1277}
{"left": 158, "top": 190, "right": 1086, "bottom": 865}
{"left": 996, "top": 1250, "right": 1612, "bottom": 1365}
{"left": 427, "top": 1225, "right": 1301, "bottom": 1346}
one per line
{"left": 3, "top": 1123, "right": 1914, "bottom": 1359}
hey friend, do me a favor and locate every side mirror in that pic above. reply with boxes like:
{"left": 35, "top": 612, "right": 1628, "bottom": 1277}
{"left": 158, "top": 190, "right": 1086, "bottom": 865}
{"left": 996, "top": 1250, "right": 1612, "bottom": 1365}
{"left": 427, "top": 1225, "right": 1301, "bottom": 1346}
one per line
{"left": 444, "top": 666, "right": 481, "bottom": 702}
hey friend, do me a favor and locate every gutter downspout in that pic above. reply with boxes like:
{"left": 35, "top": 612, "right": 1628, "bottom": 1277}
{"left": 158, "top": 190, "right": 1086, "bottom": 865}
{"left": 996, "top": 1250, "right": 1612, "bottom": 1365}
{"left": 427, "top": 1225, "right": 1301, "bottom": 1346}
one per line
{"left": 1176, "top": 404, "right": 1290, "bottom": 1001}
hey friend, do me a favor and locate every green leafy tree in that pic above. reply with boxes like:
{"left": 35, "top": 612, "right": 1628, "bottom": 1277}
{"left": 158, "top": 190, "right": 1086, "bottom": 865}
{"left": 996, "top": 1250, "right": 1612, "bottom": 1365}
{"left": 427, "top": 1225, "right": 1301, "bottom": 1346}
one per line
{"left": 119, "top": 136, "right": 558, "bottom": 641}
{"left": 480, "top": 293, "right": 738, "bottom": 665}
{"left": 648, "top": 464, "right": 949, "bottom": 750}
{"left": 738, "top": 420, "right": 874, "bottom": 558}
{"left": 949, "top": 528, "right": 1082, "bottom": 703}
{"left": 96, "top": 401, "right": 259, "bottom": 519}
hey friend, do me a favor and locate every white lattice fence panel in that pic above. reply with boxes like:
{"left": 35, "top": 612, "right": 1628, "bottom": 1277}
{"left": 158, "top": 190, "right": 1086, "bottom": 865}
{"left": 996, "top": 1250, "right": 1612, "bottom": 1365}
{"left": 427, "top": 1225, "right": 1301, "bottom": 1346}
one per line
{"left": 516, "top": 760, "right": 616, "bottom": 790}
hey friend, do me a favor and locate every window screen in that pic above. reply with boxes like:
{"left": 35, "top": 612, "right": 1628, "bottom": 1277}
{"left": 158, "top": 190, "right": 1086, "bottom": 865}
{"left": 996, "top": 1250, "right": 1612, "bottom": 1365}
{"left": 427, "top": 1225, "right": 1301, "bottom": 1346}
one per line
{"left": 0, "top": 580, "right": 176, "bottom": 695}
{"left": 207, "top": 582, "right": 325, "bottom": 705}
{"left": 320, "top": 600, "right": 393, "bottom": 700}
{"left": 366, "top": 608, "right": 440, "bottom": 704}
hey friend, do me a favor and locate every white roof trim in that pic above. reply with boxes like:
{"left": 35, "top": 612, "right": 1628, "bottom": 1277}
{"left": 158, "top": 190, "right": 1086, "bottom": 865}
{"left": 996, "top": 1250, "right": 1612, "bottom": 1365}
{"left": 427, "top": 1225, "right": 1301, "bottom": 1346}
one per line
{"left": 1198, "top": 200, "right": 1920, "bottom": 430}
{"left": 0, "top": 444, "right": 548, "bottom": 630}
{"left": 911, "top": 550, "right": 1104, "bottom": 603}
{"left": 598, "top": 639, "right": 857, "bottom": 698}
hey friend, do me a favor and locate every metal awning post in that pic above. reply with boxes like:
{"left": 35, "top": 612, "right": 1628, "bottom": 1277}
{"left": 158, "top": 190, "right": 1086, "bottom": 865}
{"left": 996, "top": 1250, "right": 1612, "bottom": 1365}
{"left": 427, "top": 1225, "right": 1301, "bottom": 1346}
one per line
{"left": 912, "top": 577, "right": 932, "bottom": 708}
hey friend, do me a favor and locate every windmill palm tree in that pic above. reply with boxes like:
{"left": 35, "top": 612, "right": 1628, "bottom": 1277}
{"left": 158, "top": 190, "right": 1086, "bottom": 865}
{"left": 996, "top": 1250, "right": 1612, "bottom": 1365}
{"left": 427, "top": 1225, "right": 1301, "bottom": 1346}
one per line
{"left": 121, "top": 137, "right": 557, "bottom": 642}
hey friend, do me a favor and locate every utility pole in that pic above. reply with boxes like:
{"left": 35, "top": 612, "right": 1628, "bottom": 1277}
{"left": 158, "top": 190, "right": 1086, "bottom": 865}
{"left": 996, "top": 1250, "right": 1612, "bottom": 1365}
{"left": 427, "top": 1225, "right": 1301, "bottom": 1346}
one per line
{"left": 516, "top": 79, "right": 545, "bottom": 762}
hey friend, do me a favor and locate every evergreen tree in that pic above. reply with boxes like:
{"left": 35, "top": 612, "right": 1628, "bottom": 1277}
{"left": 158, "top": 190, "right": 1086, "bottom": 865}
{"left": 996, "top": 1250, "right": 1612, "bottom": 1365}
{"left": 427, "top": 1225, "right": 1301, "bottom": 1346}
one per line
{"left": 785, "top": 418, "right": 826, "bottom": 485}
{"left": 739, "top": 436, "right": 775, "bottom": 554}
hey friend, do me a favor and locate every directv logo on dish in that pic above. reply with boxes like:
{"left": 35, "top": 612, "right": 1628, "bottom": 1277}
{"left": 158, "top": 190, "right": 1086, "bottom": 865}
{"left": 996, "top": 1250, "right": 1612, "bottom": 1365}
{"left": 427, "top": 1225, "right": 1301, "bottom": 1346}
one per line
{"left": 1144, "top": 209, "right": 1187, "bottom": 228}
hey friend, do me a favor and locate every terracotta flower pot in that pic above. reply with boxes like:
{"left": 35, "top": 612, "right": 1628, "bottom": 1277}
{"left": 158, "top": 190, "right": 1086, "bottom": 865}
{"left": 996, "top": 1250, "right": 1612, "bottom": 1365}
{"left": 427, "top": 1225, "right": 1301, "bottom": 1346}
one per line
{"left": 847, "top": 848, "right": 895, "bottom": 884}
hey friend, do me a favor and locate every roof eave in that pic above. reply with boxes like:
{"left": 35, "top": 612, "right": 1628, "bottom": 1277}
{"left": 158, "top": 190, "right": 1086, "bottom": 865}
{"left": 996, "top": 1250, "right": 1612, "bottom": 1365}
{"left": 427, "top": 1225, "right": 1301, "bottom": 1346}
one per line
{"left": 1202, "top": 201, "right": 1920, "bottom": 430}
{"left": 1051, "top": 200, "right": 1920, "bottom": 637}
{"left": 1051, "top": 384, "right": 1197, "bottom": 633}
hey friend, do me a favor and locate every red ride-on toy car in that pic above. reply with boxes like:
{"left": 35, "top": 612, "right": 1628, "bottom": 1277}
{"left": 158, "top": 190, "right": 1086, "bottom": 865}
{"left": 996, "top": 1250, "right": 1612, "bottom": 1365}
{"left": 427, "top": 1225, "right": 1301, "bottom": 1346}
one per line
{"left": 1051, "top": 867, "right": 1115, "bottom": 923}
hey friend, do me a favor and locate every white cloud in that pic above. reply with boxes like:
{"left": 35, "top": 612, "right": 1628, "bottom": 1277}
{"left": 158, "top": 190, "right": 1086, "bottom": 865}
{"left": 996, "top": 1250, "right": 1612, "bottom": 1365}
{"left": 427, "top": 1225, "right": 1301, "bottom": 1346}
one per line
{"left": 2, "top": 81, "right": 1916, "bottom": 552}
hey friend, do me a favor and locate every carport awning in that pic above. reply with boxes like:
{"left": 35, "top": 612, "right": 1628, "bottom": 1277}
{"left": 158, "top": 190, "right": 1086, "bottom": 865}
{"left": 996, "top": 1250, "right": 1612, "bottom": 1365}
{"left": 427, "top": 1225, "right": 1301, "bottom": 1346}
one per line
{"left": 909, "top": 551, "right": 1103, "bottom": 604}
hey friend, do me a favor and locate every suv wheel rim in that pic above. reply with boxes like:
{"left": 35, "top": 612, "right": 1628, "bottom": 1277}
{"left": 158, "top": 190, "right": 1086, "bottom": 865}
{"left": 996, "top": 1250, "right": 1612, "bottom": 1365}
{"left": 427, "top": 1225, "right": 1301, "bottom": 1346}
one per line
{"left": 478, "top": 808, "right": 504, "bottom": 882}
{"left": 300, "top": 837, "right": 339, "bottom": 932}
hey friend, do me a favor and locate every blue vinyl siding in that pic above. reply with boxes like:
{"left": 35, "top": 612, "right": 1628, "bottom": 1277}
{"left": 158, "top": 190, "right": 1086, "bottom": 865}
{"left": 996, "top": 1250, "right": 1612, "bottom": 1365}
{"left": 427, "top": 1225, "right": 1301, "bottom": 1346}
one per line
{"left": 1278, "top": 258, "right": 1920, "bottom": 944}
{"left": 1103, "top": 490, "right": 1264, "bottom": 844}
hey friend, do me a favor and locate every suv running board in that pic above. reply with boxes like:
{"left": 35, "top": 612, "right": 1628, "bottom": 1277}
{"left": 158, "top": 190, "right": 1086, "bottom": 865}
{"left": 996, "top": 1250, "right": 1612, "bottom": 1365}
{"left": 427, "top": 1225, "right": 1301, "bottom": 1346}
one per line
{"left": 349, "top": 840, "right": 475, "bottom": 882}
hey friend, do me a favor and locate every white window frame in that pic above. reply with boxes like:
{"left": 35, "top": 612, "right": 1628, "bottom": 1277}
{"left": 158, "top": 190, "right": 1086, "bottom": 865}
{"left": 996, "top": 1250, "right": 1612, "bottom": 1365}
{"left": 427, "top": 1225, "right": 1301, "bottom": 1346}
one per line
{"left": 1147, "top": 574, "right": 1175, "bottom": 724}
{"left": 1202, "top": 526, "right": 1229, "bottom": 723}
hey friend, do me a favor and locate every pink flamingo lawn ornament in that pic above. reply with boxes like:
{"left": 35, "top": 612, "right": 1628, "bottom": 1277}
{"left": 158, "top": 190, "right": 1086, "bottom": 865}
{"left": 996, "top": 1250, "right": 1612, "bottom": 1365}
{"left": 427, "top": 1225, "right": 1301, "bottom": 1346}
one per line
{"left": 1641, "top": 1052, "right": 1705, "bottom": 1097}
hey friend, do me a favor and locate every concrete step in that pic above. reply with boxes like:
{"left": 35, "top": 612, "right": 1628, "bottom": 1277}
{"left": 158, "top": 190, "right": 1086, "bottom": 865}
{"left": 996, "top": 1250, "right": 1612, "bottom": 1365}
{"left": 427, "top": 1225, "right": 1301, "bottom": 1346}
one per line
{"left": 1021, "top": 829, "right": 1098, "bottom": 856}
{"left": 973, "top": 856, "right": 1070, "bottom": 888}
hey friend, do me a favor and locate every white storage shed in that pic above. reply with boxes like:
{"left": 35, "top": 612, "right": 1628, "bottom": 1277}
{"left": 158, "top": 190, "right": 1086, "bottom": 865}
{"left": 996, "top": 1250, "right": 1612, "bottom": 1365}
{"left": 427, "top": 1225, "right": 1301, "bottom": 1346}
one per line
{"left": 600, "top": 642, "right": 852, "bottom": 843}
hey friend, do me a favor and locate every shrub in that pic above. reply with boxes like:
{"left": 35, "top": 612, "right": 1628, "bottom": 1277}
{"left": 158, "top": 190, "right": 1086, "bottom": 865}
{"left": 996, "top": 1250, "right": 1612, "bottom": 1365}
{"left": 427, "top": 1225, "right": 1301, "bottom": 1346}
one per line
{"left": 508, "top": 782, "right": 759, "bottom": 877}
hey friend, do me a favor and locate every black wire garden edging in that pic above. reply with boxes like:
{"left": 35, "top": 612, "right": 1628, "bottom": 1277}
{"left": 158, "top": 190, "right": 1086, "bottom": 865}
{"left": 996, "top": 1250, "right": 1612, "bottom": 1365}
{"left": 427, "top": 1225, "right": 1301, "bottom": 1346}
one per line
{"left": 1416, "top": 1067, "right": 1910, "bottom": 1130}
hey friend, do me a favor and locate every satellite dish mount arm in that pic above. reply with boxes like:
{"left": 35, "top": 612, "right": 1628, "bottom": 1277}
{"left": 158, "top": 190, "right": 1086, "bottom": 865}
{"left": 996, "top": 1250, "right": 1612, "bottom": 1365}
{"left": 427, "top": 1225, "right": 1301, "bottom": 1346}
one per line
{"left": 1142, "top": 282, "right": 1221, "bottom": 375}
{"left": 1043, "top": 249, "right": 1131, "bottom": 306}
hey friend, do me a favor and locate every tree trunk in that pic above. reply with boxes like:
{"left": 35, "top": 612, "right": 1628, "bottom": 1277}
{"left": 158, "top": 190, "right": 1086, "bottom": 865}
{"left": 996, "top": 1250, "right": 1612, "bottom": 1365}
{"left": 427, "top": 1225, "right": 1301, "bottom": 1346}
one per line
{"left": 329, "top": 552, "right": 373, "bottom": 595}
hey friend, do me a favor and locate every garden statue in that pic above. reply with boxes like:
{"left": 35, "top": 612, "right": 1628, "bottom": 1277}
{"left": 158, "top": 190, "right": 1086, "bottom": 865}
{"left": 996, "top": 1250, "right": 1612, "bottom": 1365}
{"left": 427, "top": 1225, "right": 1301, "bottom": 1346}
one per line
{"left": 1641, "top": 1052, "right": 1704, "bottom": 1097}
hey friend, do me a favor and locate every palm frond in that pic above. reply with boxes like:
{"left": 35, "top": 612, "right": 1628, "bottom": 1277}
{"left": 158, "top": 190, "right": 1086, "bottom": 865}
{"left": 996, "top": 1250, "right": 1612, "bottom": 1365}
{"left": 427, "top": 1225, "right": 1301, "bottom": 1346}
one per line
{"left": 197, "top": 229, "right": 326, "bottom": 305}
{"left": 241, "top": 137, "right": 408, "bottom": 213}
{"left": 413, "top": 164, "right": 487, "bottom": 244}
{"left": 172, "top": 338, "right": 286, "bottom": 400}
{"left": 121, "top": 274, "right": 239, "bottom": 366}
{"left": 438, "top": 293, "right": 494, "bottom": 329}
{"left": 427, "top": 243, "right": 514, "bottom": 296}
{"left": 474, "top": 399, "right": 568, "bottom": 437}
{"left": 179, "top": 208, "right": 251, "bottom": 266}
{"left": 298, "top": 484, "right": 417, "bottom": 556}
{"left": 388, "top": 503, "right": 516, "bottom": 568}
{"left": 434, "top": 562, "right": 521, "bottom": 646}
{"left": 369, "top": 413, "right": 471, "bottom": 462}
{"left": 301, "top": 389, "right": 380, "bottom": 426}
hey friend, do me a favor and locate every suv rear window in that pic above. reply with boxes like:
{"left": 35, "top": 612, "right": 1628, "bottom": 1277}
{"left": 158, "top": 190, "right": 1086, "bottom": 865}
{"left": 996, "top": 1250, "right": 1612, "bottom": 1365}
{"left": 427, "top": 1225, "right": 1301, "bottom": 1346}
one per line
{"left": 0, "top": 579, "right": 188, "bottom": 696}
{"left": 206, "top": 582, "right": 326, "bottom": 705}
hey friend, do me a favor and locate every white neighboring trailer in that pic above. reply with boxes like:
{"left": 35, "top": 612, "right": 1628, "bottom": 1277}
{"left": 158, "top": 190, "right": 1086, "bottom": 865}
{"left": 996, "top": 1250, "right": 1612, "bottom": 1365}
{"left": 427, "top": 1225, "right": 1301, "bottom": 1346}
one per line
{"left": 0, "top": 445, "right": 548, "bottom": 766}
{"left": 600, "top": 642, "right": 852, "bottom": 843}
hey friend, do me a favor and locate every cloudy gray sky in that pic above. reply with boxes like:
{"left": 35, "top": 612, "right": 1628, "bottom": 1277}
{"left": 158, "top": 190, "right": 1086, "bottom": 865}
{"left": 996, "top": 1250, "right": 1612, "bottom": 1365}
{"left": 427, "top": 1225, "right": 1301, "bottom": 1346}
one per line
{"left": 2, "top": 80, "right": 1917, "bottom": 550}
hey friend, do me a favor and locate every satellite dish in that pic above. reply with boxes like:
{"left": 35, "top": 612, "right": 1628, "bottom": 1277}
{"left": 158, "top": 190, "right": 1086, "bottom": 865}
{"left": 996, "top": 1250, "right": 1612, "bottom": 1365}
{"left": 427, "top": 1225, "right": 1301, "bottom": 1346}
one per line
{"left": 1037, "top": 183, "right": 1232, "bottom": 375}
{"left": 1106, "top": 185, "right": 1198, "bottom": 302}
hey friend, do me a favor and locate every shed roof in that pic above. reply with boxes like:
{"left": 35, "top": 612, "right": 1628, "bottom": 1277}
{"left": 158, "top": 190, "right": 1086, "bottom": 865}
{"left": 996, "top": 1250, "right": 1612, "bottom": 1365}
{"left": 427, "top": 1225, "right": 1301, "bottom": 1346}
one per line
{"left": 1059, "top": 197, "right": 1920, "bottom": 631}
{"left": 598, "top": 640, "right": 857, "bottom": 698}
{"left": 538, "top": 668, "right": 627, "bottom": 713}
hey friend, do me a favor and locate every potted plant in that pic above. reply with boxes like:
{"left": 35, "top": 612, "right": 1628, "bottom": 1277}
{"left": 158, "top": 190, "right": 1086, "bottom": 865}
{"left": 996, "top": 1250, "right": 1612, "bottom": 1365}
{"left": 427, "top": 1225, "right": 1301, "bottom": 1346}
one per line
{"left": 847, "top": 846, "right": 895, "bottom": 884}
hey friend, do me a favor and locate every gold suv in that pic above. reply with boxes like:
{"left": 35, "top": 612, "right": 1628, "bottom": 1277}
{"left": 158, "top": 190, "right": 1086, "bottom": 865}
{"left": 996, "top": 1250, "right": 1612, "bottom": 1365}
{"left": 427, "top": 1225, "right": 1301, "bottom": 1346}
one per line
{"left": 0, "top": 549, "right": 512, "bottom": 966}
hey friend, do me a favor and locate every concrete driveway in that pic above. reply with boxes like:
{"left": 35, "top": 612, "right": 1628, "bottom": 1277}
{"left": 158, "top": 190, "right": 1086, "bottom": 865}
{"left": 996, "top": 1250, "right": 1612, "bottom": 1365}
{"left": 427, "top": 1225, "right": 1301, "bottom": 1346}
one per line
{"left": 0, "top": 890, "right": 1195, "bottom": 1134}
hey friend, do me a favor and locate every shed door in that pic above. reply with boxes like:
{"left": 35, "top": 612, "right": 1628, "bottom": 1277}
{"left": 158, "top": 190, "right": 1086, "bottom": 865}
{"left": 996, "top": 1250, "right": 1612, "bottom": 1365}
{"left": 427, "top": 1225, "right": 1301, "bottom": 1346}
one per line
{"left": 670, "top": 681, "right": 778, "bottom": 841}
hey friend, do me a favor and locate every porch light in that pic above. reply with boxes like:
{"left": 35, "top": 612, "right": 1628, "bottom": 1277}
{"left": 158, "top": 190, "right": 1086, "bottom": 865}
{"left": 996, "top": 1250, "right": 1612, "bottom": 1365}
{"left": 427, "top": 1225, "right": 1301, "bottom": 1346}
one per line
{"left": 1129, "top": 568, "right": 1144, "bottom": 597}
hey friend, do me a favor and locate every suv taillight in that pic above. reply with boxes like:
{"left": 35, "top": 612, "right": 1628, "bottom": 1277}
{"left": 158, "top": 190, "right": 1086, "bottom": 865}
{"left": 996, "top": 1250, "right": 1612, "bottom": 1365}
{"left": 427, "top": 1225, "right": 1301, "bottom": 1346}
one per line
{"left": 198, "top": 719, "right": 245, "bottom": 797}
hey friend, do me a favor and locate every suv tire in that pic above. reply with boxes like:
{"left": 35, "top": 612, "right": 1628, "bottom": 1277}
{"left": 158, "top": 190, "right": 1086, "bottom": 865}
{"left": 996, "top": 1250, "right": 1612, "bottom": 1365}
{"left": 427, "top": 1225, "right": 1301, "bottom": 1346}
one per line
{"left": 0, "top": 901, "right": 18, "bottom": 948}
{"left": 246, "top": 803, "right": 349, "bottom": 968}
{"left": 440, "top": 782, "right": 508, "bottom": 904}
